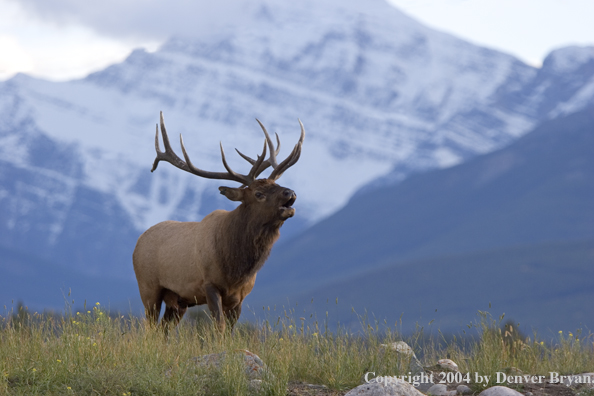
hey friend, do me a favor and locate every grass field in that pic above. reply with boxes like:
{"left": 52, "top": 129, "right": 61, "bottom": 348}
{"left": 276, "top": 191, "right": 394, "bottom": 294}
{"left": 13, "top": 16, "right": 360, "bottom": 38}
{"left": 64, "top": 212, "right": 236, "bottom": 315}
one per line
{"left": 1, "top": 303, "right": 593, "bottom": 396}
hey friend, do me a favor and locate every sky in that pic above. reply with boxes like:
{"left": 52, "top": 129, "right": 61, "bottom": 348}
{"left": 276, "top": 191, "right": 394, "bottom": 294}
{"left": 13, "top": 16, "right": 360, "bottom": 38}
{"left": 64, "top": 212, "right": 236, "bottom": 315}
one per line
{"left": 0, "top": 0, "right": 593, "bottom": 81}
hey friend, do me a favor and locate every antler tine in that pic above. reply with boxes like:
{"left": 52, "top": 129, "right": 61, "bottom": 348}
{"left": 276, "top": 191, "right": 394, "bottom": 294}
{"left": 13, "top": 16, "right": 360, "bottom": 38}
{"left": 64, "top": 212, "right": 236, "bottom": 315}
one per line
{"left": 297, "top": 118, "right": 305, "bottom": 145}
{"left": 176, "top": 135, "right": 242, "bottom": 184}
{"left": 152, "top": 112, "right": 191, "bottom": 173}
{"left": 256, "top": 119, "right": 279, "bottom": 168}
{"left": 218, "top": 142, "right": 260, "bottom": 186}
{"left": 269, "top": 141, "right": 302, "bottom": 181}
{"left": 235, "top": 133, "right": 280, "bottom": 164}
{"left": 152, "top": 111, "right": 259, "bottom": 185}
{"left": 268, "top": 119, "right": 305, "bottom": 181}
{"left": 235, "top": 120, "right": 281, "bottom": 178}
{"left": 247, "top": 139, "right": 268, "bottom": 180}
{"left": 151, "top": 124, "right": 161, "bottom": 172}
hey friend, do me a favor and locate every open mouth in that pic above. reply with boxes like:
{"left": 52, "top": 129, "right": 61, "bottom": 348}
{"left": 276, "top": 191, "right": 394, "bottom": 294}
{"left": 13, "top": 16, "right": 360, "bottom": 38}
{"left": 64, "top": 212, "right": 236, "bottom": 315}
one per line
{"left": 281, "top": 196, "right": 296, "bottom": 209}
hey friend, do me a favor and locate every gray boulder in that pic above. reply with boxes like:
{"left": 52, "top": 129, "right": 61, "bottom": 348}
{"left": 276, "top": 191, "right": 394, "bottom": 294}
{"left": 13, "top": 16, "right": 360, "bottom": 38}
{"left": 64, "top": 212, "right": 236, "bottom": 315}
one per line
{"left": 478, "top": 386, "right": 523, "bottom": 396}
{"left": 192, "top": 349, "right": 270, "bottom": 380}
{"left": 457, "top": 384, "right": 473, "bottom": 395}
{"left": 380, "top": 342, "right": 425, "bottom": 376}
{"left": 347, "top": 378, "right": 426, "bottom": 396}
{"left": 376, "top": 341, "right": 434, "bottom": 393}
{"left": 427, "top": 384, "right": 456, "bottom": 396}
{"left": 437, "top": 359, "right": 459, "bottom": 372}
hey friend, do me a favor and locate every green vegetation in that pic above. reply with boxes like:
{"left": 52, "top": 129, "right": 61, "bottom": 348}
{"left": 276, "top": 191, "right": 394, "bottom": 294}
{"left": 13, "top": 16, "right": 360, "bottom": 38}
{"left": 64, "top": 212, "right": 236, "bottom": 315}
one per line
{"left": 421, "top": 311, "right": 594, "bottom": 391}
{"left": 1, "top": 305, "right": 593, "bottom": 395}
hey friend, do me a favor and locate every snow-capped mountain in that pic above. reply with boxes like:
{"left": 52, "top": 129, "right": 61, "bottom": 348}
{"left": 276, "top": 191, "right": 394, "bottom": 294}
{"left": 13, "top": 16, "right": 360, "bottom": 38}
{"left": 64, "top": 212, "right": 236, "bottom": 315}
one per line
{"left": 1, "top": 0, "right": 594, "bottom": 286}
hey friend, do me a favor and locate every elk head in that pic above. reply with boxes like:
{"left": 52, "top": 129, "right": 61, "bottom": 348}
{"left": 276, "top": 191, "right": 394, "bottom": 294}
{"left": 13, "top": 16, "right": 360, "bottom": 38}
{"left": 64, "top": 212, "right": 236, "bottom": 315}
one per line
{"left": 151, "top": 112, "right": 304, "bottom": 221}
{"left": 219, "top": 179, "right": 297, "bottom": 221}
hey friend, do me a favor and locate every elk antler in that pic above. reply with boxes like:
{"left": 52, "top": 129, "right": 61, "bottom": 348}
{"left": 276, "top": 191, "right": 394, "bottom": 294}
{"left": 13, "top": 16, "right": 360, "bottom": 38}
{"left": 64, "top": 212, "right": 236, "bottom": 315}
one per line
{"left": 235, "top": 119, "right": 305, "bottom": 181}
{"left": 151, "top": 112, "right": 268, "bottom": 186}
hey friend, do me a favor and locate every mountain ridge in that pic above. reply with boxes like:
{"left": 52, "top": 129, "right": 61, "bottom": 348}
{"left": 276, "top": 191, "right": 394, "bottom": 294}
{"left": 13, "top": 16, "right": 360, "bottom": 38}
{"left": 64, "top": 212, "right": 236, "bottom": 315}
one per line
{"left": 1, "top": 1, "right": 593, "bottom": 310}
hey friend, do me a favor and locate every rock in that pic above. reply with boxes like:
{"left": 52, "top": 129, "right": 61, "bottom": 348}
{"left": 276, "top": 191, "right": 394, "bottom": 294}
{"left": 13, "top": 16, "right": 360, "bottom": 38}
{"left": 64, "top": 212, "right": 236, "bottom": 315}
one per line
{"left": 427, "top": 384, "right": 452, "bottom": 395}
{"left": 304, "top": 383, "right": 328, "bottom": 390}
{"left": 366, "top": 374, "right": 434, "bottom": 394}
{"left": 192, "top": 349, "right": 269, "bottom": 380}
{"left": 438, "top": 359, "right": 459, "bottom": 372}
{"left": 417, "top": 380, "right": 437, "bottom": 394}
{"left": 457, "top": 384, "right": 473, "bottom": 395}
{"left": 380, "top": 341, "right": 415, "bottom": 355}
{"left": 478, "top": 386, "right": 524, "bottom": 396}
{"left": 347, "top": 378, "right": 426, "bottom": 396}
{"left": 372, "top": 342, "right": 434, "bottom": 392}
{"left": 248, "top": 379, "right": 262, "bottom": 392}
{"left": 427, "top": 384, "right": 445, "bottom": 395}
{"left": 379, "top": 342, "right": 425, "bottom": 376}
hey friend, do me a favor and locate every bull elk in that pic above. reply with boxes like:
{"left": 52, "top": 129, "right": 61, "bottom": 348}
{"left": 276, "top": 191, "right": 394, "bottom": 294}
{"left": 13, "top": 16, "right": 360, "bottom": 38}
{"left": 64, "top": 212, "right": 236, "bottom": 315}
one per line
{"left": 132, "top": 112, "right": 304, "bottom": 332}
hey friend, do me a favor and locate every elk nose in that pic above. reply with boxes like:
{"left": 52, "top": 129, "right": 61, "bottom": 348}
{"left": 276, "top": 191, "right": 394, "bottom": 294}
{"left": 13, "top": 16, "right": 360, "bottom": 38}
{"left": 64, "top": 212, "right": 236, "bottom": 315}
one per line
{"left": 283, "top": 189, "right": 296, "bottom": 199}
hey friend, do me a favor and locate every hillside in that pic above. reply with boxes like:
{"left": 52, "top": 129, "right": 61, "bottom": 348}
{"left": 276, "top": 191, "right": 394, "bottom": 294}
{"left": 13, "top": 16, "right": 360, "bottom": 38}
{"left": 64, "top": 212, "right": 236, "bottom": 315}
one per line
{"left": 256, "top": 239, "right": 594, "bottom": 333}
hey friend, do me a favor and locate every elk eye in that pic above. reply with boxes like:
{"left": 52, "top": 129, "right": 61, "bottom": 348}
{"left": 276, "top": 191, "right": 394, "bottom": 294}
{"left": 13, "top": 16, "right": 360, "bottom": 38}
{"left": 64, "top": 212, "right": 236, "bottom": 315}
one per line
{"left": 255, "top": 192, "right": 264, "bottom": 199}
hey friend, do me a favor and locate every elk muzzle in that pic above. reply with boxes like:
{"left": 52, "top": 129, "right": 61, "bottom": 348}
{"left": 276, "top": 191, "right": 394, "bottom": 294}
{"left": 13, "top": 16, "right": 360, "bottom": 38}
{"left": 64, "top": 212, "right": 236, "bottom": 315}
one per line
{"left": 279, "top": 189, "right": 297, "bottom": 219}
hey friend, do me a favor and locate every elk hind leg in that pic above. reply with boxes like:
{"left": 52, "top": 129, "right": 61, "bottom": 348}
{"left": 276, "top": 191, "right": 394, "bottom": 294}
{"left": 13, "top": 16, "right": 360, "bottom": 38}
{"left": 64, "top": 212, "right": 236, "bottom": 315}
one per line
{"left": 139, "top": 285, "right": 164, "bottom": 326}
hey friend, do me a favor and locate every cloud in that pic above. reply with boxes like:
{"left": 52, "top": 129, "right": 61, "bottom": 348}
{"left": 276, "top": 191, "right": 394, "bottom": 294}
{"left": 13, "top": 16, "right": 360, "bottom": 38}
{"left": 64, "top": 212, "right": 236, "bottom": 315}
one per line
{"left": 0, "top": 35, "right": 34, "bottom": 78}
{"left": 8, "top": 0, "right": 259, "bottom": 42}
{"left": 0, "top": 0, "right": 380, "bottom": 80}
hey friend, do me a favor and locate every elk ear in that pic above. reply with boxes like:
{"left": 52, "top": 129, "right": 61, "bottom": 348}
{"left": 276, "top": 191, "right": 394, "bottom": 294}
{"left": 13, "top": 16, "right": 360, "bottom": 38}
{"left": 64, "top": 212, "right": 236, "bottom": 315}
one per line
{"left": 219, "top": 186, "right": 244, "bottom": 201}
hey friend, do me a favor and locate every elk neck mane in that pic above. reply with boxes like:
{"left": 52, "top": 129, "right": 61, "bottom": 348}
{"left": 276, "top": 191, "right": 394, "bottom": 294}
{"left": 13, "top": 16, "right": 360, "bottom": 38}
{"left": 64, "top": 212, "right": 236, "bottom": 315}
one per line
{"left": 215, "top": 202, "right": 283, "bottom": 286}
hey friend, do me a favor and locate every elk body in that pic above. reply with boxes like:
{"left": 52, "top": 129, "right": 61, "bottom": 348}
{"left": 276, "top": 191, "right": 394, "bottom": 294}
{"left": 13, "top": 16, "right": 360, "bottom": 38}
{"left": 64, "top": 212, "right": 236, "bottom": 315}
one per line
{"left": 133, "top": 112, "right": 304, "bottom": 332}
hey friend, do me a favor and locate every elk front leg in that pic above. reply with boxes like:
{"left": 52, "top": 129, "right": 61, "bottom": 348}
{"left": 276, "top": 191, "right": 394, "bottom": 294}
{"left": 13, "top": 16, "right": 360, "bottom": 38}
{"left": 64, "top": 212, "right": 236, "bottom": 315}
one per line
{"left": 205, "top": 284, "right": 225, "bottom": 332}
{"left": 225, "top": 302, "right": 242, "bottom": 331}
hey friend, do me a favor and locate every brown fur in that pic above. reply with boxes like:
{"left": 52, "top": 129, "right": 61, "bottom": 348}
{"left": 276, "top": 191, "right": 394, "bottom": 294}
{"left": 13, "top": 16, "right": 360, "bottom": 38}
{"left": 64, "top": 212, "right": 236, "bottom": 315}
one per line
{"left": 132, "top": 179, "right": 296, "bottom": 332}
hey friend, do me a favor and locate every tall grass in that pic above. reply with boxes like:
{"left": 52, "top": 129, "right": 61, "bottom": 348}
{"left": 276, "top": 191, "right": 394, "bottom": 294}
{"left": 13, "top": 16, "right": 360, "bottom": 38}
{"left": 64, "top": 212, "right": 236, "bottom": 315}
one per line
{"left": 1, "top": 305, "right": 593, "bottom": 395}
{"left": 438, "top": 311, "right": 594, "bottom": 390}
